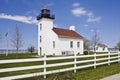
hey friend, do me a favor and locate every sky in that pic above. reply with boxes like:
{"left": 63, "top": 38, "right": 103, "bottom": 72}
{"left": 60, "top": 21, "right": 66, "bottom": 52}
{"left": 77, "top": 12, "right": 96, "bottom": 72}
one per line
{"left": 0, "top": 0, "right": 120, "bottom": 50}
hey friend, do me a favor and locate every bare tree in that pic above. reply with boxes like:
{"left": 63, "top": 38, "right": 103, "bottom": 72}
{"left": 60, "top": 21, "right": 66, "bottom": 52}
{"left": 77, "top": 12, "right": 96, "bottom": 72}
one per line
{"left": 115, "top": 41, "right": 120, "bottom": 51}
{"left": 11, "top": 24, "right": 23, "bottom": 53}
{"left": 84, "top": 38, "right": 90, "bottom": 50}
{"left": 91, "top": 29, "right": 100, "bottom": 52}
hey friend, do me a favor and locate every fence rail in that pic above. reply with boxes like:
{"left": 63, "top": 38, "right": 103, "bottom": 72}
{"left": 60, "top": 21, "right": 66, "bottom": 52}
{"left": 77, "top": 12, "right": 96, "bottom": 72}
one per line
{"left": 0, "top": 52, "right": 120, "bottom": 80}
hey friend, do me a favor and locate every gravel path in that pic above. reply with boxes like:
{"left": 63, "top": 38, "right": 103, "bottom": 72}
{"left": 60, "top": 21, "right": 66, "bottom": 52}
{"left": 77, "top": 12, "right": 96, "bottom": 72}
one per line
{"left": 100, "top": 73, "right": 120, "bottom": 80}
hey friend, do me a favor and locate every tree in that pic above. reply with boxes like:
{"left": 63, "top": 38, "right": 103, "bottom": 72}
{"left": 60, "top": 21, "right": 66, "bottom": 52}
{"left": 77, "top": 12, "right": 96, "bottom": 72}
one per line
{"left": 115, "top": 41, "right": 120, "bottom": 51}
{"left": 11, "top": 24, "right": 23, "bottom": 53}
{"left": 83, "top": 38, "right": 90, "bottom": 50}
{"left": 27, "top": 45, "right": 35, "bottom": 53}
{"left": 90, "top": 29, "right": 100, "bottom": 52}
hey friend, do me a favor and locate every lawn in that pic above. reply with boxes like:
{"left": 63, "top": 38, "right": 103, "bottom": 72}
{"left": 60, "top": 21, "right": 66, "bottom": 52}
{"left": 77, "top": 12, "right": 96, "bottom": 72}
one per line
{"left": 15, "top": 63, "right": 120, "bottom": 80}
{"left": 0, "top": 53, "right": 39, "bottom": 60}
{"left": 0, "top": 52, "right": 120, "bottom": 80}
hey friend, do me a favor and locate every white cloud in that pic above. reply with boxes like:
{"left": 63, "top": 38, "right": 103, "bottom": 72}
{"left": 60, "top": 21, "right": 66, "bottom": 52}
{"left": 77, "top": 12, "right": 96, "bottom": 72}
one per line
{"left": 0, "top": 13, "right": 37, "bottom": 24}
{"left": 90, "top": 29, "right": 94, "bottom": 32}
{"left": 87, "top": 16, "right": 101, "bottom": 22}
{"left": 73, "top": 3, "right": 80, "bottom": 7}
{"left": 90, "top": 29, "right": 100, "bottom": 33}
{"left": 72, "top": 8, "right": 87, "bottom": 17}
{"left": 72, "top": 2, "right": 101, "bottom": 23}
{"left": 25, "top": 11, "right": 38, "bottom": 16}
{"left": 87, "top": 12, "right": 93, "bottom": 17}
{"left": 87, "top": 12, "right": 101, "bottom": 22}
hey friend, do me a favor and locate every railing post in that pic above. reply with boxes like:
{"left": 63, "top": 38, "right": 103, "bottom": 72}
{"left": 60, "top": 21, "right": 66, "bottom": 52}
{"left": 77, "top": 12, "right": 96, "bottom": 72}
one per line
{"left": 44, "top": 53, "right": 46, "bottom": 78}
{"left": 94, "top": 53, "right": 96, "bottom": 68}
{"left": 108, "top": 52, "right": 110, "bottom": 65}
{"left": 118, "top": 51, "right": 120, "bottom": 63}
{"left": 74, "top": 53, "right": 77, "bottom": 73}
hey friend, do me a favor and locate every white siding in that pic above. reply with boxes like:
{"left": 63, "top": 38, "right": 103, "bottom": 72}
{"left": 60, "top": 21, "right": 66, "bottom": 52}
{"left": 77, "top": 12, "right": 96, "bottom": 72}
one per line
{"left": 38, "top": 18, "right": 84, "bottom": 56}
{"left": 38, "top": 18, "right": 54, "bottom": 56}
{"left": 96, "top": 46, "right": 108, "bottom": 52}
{"left": 58, "top": 38, "right": 83, "bottom": 55}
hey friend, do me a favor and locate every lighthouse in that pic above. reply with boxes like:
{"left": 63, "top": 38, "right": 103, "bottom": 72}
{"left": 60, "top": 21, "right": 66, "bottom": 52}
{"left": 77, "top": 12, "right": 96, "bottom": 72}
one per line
{"left": 37, "top": 7, "right": 55, "bottom": 56}
{"left": 37, "top": 7, "right": 84, "bottom": 56}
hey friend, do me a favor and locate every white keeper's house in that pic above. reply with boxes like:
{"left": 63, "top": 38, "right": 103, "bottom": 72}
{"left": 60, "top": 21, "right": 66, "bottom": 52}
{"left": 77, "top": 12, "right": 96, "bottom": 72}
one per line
{"left": 37, "top": 7, "right": 84, "bottom": 56}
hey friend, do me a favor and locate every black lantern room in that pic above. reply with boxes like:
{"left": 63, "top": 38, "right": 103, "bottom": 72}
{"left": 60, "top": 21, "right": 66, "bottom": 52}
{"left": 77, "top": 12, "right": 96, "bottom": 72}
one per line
{"left": 37, "top": 7, "right": 55, "bottom": 20}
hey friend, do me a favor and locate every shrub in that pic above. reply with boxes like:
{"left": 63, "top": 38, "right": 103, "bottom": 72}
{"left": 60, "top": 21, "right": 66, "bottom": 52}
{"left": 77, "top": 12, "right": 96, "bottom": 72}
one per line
{"left": 84, "top": 51, "right": 88, "bottom": 55}
{"left": 27, "top": 45, "right": 35, "bottom": 53}
{"left": 84, "top": 51, "right": 94, "bottom": 55}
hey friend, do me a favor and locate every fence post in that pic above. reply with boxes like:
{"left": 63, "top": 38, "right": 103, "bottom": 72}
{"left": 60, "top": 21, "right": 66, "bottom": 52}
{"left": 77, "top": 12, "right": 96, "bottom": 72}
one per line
{"left": 44, "top": 53, "right": 46, "bottom": 78}
{"left": 74, "top": 53, "right": 77, "bottom": 73}
{"left": 94, "top": 53, "right": 96, "bottom": 68}
{"left": 118, "top": 51, "right": 120, "bottom": 63}
{"left": 108, "top": 52, "right": 110, "bottom": 65}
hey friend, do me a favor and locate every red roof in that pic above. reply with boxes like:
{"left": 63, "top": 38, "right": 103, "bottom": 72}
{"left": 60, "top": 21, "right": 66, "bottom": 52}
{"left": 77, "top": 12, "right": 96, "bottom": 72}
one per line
{"left": 52, "top": 27, "right": 83, "bottom": 39}
{"left": 97, "top": 44, "right": 107, "bottom": 47}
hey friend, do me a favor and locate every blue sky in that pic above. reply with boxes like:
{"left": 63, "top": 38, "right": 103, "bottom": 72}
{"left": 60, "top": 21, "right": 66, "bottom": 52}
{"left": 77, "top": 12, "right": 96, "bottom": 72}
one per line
{"left": 0, "top": 0, "right": 120, "bottom": 50}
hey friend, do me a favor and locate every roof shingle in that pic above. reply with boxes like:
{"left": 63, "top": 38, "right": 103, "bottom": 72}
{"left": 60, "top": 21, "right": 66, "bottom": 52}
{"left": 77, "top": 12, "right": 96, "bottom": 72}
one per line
{"left": 52, "top": 27, "right": 83, "bottom": 39}
{"left": 97, "top": 44, "right": 107, "bottom": 47}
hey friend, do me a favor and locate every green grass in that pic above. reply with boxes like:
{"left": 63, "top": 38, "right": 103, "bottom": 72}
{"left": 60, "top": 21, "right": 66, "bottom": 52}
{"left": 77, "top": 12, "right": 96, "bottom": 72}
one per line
{"left": 0, "top": 53, "right": 39, "bottom": 60}
{"left": 0, "top": 53, "right": 120, "bottom": 80}
{"left": 0, "top": 59, "right": 74, "bottom": 77}
{"left": 76, "top": 63, "right": 120, "bottom": 80}
{"left": 0, "top": 61, "right": 43, "bottom": 69}
{"left": 15, "top": 63, "right": 120, "bottom": 80}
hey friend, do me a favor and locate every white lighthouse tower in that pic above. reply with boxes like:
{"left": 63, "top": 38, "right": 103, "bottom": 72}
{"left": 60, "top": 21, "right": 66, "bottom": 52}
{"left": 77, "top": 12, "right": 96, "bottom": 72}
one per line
{"left": 37, "top": 7, "right": 55, "bottom": 56}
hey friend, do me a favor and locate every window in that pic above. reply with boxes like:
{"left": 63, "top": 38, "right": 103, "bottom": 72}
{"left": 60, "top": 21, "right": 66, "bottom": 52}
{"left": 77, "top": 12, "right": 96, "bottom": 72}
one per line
{"left": 96, "top": 47, "right": 98, "bottom": 50}
{"left": 40, "top": 47, "right": 42, "bottom": 56}
{"left": 70, "top": 41, "right": 73, "bottom": 48}
{"left": 40, "top": 36, "right": 42, "bottom": 42}
{"left": 40, "top": 24, "right": 42, "bottom": 31}
{"left": 77, "top": 42, "right": 80, "bottom": 48}
{"left": 53, "top": 41, "right": 55, "bottom": 48}
{"left": 62, "top": 52, "right": 65, "bottom": 55}
{"left": 43, "top": 9, "right": 50, "bottom": 14}
{"left": 53, "top": 53, "right": 55, "bottom": 56}
{"left": 103, "top": 47, "right": 105, "bottom": 51}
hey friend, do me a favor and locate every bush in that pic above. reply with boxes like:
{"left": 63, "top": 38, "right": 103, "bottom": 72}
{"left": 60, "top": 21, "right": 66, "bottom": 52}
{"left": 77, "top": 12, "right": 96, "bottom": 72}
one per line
{"left": 84, "top": 51, "right": 94, "bottom": 55}
{"left": 84, "top": 51, "right": 88, "bottom": 55}
{"left": 27, "top": 45, "right": 35, "bottom": 53}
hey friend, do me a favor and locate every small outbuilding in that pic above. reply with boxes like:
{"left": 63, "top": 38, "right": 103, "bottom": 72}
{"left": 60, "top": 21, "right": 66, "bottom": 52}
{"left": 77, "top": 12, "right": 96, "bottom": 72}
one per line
{"left": 95, "top": 43, "right": 108, "bottom": 52}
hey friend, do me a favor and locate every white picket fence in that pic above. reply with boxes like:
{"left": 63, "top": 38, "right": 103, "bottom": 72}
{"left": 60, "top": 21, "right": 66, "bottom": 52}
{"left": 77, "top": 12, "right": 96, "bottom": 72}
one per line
{"left": 0, "top": 52, "right": 120, "bottom": 80}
